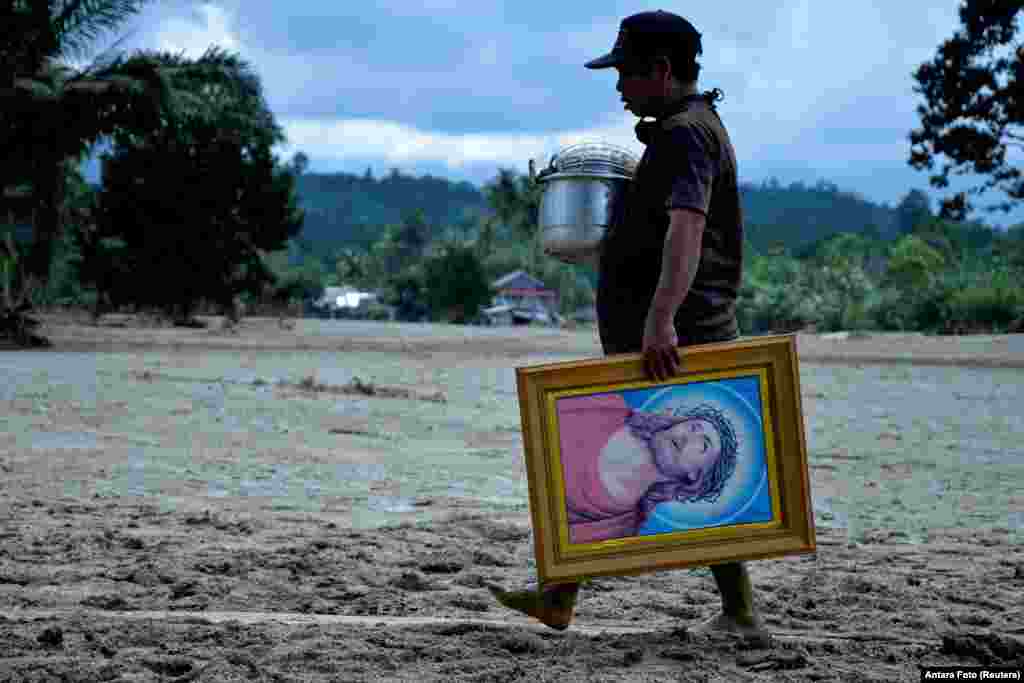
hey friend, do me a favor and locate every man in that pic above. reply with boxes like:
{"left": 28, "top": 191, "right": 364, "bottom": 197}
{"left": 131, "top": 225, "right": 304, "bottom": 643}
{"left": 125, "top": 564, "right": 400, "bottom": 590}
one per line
{"left": 490, "top": 10, "right": 766, "bottom": 640}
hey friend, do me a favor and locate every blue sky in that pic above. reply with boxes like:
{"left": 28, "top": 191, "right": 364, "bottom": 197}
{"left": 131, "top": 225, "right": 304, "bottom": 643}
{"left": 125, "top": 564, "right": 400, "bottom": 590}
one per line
{"left": 76, "top": 1, "right": 1024, "bottom": 229}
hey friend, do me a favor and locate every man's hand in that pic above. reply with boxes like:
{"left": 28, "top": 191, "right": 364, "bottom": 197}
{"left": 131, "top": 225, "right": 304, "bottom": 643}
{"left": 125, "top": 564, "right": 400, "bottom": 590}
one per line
{"left": 642, "top": 315, "right": 682, "bottom": 381}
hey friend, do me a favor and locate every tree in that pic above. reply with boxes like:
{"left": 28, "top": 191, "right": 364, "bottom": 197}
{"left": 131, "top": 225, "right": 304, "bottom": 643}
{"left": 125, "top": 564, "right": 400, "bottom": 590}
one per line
{"left": 88, "top": 52, "right": 304, "bottom": 323}
{"left": 289, "top": 151, "right": 309, "bottom": 177}
{"left": 885, "top": 235, "right": 946, "bottom": 291}
{"left": 2, "top": 0, "right": 267, "bottom": 295}
{"left": 395, "top": 209, "right": 431, "bottom": 261}
{"left": 895, "top": 189, "right": 933, "bottom": 234}
{"left": 908, "top": 1, "right": 1024, "bottom": 220}
{"left": 422, "top": 242, "right": 493, "bottom": 324}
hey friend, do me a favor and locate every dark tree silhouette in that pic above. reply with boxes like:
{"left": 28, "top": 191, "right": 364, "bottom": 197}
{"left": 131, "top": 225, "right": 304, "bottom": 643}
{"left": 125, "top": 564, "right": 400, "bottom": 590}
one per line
{"left": 896, "top": 189, "right": 934, "bottom": 234}
{"left": 909, "top": 0, "right": 1024, "bottom": 220}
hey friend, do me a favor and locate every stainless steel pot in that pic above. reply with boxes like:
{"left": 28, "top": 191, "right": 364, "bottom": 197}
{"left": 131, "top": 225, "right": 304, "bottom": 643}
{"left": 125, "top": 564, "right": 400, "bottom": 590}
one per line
{"left": 531, "top": 142, "right": 638, "bottom": 260}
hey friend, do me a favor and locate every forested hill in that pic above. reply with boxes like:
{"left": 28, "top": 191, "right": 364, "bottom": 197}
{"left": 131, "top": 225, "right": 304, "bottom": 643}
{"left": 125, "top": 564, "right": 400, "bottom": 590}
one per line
{"left": 293, "top": 170, "right": 912, "bottom": 254}
{"left": 740, "top": 179, "right": 901, "bottom": 251}
{"left": 294, "top": 170, "right": 490, "bottom": 250}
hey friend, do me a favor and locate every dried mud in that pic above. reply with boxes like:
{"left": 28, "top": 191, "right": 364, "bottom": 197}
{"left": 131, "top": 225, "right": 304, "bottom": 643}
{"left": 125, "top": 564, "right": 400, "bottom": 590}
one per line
{"left": 1, "top": 316, "right": 1022, "bottom": 681}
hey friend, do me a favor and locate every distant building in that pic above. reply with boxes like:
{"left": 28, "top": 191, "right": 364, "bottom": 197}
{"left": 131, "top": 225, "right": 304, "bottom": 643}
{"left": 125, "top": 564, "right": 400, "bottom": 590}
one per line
{"left": 311, "top": 285, "right": 394, "bottom": 320}
{"left": 567, "top": 304, "right": 597, "bottom": 324}
{"left": 483, "top": 270, "right": 560, "bottom": 326}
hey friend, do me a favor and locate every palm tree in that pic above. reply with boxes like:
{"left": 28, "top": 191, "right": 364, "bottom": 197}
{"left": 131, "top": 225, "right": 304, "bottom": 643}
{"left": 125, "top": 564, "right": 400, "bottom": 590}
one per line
{"left": 1, "top": 1, "right": 264, "bottom": 289}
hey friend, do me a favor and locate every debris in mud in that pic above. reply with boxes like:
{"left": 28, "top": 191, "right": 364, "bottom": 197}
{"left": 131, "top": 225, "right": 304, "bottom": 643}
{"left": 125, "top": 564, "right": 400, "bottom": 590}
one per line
{"left": 292, "top": 374, "right": 447, "bottom": 403}
{"left": 737, "top": 650, "right": 810, "bottom": 671}
{"left": 36, "top": 626, "right": 63, "bottom": 647}
{"left": 941, "top": 631, "right": 1024, "bottom": 665}
{"left": 417, "top": 553, "right": 466, "bottom": 574}
{"left": 80, "top": 594, "right": 128, "bottom": 610}
{"left": 390, "top": 570, "right": 442, "bottom": 592}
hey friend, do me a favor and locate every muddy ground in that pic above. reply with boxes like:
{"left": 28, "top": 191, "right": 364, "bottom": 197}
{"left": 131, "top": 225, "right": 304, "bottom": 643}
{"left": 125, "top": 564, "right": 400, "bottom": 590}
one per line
{"left": 1, "top": 315, "right": 1022, "bottom": 682}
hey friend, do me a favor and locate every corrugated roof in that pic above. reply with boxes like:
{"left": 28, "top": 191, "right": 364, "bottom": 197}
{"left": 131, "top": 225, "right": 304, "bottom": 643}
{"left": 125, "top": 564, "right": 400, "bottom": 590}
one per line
{"left": 492, "top": 270, "right": 550, "bottom": 291}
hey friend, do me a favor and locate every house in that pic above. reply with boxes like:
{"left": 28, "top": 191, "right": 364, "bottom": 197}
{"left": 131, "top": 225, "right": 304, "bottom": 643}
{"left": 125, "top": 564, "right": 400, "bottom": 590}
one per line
{"left": 566, "top": 304, "right": 597, "bottom": 324}
{"left": 483, "top": 270, "right": 560, "bottom": 326}
{"left": 312, "top": 285, "right": 394, "bottom": 320}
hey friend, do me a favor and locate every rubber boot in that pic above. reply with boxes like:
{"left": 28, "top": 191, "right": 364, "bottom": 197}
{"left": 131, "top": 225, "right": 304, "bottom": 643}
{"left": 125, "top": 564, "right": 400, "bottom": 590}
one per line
{"left": 694, "top": 562, "right": 770, "bottom": 642}
{"left": 488, "top": 581, "right": 580, "bottom": 631}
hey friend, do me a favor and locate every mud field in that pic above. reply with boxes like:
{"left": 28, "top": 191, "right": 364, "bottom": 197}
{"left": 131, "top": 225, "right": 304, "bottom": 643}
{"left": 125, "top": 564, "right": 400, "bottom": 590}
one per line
{"left": 1, "top": 315, "right": 1022, "bottom": 682}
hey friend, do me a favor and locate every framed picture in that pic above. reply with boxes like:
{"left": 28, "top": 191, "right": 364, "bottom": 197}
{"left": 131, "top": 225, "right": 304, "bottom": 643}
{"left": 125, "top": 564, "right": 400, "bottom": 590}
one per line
{"left": 516, "top": 334, "right": 815, "bottom": 586}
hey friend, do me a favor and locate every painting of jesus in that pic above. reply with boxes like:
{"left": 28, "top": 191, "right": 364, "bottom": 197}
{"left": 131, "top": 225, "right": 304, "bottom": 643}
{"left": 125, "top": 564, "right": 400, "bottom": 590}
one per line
{"left": 555, "top": 376, "right": 772, "bottom": 544}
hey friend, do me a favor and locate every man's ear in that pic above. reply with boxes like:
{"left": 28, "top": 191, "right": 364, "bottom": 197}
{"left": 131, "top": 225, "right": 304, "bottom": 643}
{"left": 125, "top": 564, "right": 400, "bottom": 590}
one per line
{"left": 654, "top": 55, "right": 672, "bottom": 81}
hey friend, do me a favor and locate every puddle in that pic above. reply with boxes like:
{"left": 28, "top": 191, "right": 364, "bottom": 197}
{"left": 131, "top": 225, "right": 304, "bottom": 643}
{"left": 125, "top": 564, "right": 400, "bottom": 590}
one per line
{"left": 367, "top": 495, "right": 416, "bottom": 513}
{"left": 336, "top": 463, "right": 386, "bottom": 483}
{"left": 314, "top": 367, "right": 356, "bottom": 387}
{"left": 331, "top": 400, "right": 371, "bottom": 417}
{"left": 192, "top": 383, "right": 226, "bottom": 417}
{"left": 1008, "top": 512, "right": 1024, "bottom": 530}
{"left": 250, "top": 416, "right": 277, "bottom": 433}
{"left": 813, "top": 495, "right": 848, "bottom": 529}
{"left": 126, "top": 448, "right": 146, "bottom": 496}
{"left": 28, "top": 431, "right": 99, "bottom": 451}
{"left": 240, "top": 464, "right": 289, "bottom": 497}
{"left": 207, "top": 480, "right": 228, "bottom": 498}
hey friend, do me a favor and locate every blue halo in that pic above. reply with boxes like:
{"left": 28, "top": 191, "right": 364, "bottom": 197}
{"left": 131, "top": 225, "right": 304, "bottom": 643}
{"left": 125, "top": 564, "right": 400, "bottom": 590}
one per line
{"left": 635, "top": 377, "right": 772, "bottom": 534}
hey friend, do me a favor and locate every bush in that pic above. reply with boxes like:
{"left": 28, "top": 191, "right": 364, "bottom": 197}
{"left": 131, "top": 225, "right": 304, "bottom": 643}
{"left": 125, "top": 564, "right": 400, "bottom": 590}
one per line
{"left": 946, "top": 285, "right": 1024, "bottom": 332}
{"left": 871, "top": 283, "right": 954, "bottom": 332}
{"left": 363, "top": 302, "right": 394, "bottom": 321}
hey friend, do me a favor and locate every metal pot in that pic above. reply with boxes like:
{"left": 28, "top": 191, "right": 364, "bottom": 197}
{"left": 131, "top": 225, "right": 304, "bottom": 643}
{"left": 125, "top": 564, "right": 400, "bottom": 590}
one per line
{"left": 531, "top": 142, "right": 637, "bottom": 260}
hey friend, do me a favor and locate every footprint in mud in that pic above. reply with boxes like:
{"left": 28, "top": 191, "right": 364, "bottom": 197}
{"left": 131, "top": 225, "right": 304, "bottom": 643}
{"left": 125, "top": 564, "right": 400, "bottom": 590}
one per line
{"left": 140, "top": 656, "right": 199, "bottom": 678}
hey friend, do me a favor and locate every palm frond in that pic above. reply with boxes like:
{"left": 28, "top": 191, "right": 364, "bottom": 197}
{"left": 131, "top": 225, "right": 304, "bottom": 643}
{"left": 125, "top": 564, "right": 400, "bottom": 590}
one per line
{"left": 51, "top": 0, "right": 152, "bottom": 63}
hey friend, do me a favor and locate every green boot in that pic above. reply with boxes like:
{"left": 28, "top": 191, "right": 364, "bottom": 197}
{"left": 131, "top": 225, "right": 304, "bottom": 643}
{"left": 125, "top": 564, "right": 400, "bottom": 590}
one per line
{"left": 692, "top": 562, "right": 770, "bottom": 642}
{"left": 488, "top": 582, "right": 580, "bottom": 631}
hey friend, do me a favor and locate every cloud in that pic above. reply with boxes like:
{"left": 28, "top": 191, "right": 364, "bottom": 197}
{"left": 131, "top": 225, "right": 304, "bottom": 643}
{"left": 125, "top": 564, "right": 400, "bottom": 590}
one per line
{"left": 276, "top": 112, "right": 646, "bottom": 178}
{"left": 153, "top": 3, "right": 240, "bottom": 57}
{"left": 71, "top": 0, "right": 1023, "bottom": 227}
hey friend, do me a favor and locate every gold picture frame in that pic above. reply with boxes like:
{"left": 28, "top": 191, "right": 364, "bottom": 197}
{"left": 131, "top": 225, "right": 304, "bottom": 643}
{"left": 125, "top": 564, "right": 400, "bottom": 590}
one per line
{"left": 516, "top": 334, "right": 815, "bottom": 586}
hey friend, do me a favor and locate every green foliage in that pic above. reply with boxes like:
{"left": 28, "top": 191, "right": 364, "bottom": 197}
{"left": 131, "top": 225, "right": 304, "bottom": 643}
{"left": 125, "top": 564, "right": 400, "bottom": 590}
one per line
{"left": 885, "top": 235, "right": 946, "bottom": 290}
{"left": 422, "top": 242, "right": 493, "bottom": 324}
{"left": 84, "top": 59, "right": 303, "bottom": 321}
{"left": 908, "top": 0, "right": 1023, "bottom": 220}
{"left": 384, "top": 265, "right": 429, "bottom": 322}
{"left": 947, "top": 284, "right": 1024, "bottom": 331}
{"left": 294, "top": 170, "right": 488, "bottom": 255}
{"left": 741, "top": 178, "right": 900, "bottom": 253}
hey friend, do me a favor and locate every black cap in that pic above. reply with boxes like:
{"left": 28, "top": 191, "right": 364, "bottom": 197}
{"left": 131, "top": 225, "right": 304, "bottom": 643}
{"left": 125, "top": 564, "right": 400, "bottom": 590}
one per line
{"left": 585, "top": 10, "right": 702, "bottom": 69}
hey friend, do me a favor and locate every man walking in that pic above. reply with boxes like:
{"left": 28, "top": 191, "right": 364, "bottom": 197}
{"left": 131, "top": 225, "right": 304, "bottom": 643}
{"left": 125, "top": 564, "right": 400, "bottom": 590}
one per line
{"left": 490, "top": 10, "right": 766, "bottom": 640}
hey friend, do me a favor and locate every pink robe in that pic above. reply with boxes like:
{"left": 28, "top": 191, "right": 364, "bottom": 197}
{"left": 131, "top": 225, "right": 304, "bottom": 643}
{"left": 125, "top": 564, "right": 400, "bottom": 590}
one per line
{"left": 557, "top": 393, "right": 641, "bottom": 543}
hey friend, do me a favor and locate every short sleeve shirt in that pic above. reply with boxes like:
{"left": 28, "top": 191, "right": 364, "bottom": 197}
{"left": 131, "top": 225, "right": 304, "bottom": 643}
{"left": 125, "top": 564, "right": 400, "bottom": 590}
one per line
{"left": 596, "top": 95, "right": 744, "bottom": 354}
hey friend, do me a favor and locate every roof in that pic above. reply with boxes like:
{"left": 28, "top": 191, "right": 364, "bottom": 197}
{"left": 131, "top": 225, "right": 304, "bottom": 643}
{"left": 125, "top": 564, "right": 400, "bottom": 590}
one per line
{"left": 492, "top": 270, "right": 550, "bottom": 292}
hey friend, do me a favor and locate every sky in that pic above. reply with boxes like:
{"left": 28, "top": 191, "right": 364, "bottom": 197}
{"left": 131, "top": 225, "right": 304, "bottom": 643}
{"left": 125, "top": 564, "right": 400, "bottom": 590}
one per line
{"left": 75, "top": 0, "right": 1024, "bottom": 229}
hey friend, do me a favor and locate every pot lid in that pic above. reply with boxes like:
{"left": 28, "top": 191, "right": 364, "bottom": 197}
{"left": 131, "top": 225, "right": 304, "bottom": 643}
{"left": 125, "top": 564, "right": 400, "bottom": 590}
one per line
{"left": 547, "top": 141, "right": 638, "bottom": 177}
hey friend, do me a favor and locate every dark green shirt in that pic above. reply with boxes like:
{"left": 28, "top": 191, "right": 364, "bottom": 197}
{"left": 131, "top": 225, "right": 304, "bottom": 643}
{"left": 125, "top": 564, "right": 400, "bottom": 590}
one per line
{"left": 596, "top": 94, "right": 744, "bottom": 354}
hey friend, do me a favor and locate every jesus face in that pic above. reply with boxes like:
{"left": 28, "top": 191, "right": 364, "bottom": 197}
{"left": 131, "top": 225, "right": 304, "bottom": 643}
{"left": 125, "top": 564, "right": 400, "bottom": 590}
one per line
{"left": 650, "top": 419, "right": 723, "bottom": 497}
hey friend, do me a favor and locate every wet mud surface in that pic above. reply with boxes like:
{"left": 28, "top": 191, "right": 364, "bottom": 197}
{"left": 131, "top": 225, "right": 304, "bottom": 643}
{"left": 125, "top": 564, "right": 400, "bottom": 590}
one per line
{"left": 1, "top": 316, "right": 1022, "bottom": 681}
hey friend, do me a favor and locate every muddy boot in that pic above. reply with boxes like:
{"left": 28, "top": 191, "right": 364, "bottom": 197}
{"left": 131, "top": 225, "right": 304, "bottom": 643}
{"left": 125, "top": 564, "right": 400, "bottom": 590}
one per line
{"left": 488, "top": 582, "right": 580, "bottom": 631}
{"left": 691, "top": 562, "right": 770, "bottom": 644}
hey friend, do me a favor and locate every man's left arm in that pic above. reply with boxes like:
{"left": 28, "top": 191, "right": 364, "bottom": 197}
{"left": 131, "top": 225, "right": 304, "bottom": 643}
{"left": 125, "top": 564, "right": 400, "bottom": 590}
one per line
{"left": 642, "top": 208, "right": 705, "bottom": 380}
{"left": 649, "top": 208, "right": 705, "bottom": 325}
